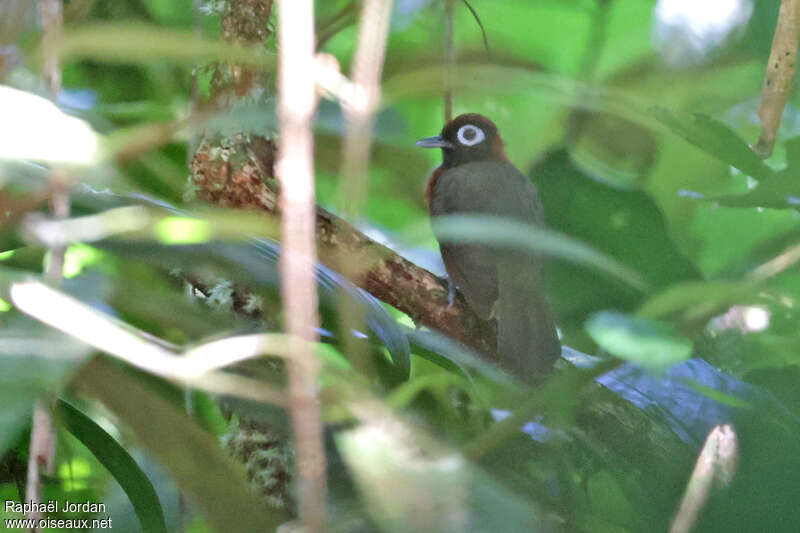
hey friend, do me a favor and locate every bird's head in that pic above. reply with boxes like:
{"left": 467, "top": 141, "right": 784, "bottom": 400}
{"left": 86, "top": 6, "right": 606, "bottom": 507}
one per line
{"left": 415, "top": 113, "right": 506, "bottom": 167}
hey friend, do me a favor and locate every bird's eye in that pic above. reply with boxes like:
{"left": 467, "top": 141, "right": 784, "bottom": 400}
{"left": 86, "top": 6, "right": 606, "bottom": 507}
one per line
{"left": 457, "top": 124, "right": 485, "bottom": 146}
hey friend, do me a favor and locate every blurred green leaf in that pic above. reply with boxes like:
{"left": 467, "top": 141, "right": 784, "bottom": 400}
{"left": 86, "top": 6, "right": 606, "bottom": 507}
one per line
{"left": 681, "top": 380, "right": 752, "bottom": 409}
{"left": 651, "top": 108, "right": 775, "bottom": 182}
{"left": 0, "top": 317, "right": 89, "bottom": 453}
{"left": 430, "top": 214, "right": 649, "bottom": 291}
{"left": 141, "top": 0, "right": 194, "bottom": 26}
{"left": 93, "top": 239, "right": 410, "bottom": 376}
{"left": 54, "top": 23, "right": 276, "bottom": 69}
{"left": 337, "top": 417, "right": 550, "bottom": 533}
{"left": 57, "top": 399, "right": 169, "bottom": 533}
{"left": 705, "top": 177, "right": 800, "bottom": 209}
{"left": 638, "top": 280, "right": 758, "bottom": 320}
{"left": 384, "top": 65, "right": 657, "bottom": 129}
{"left": 587, "top": 470, "right": 634, "bottom": 529}
{"left": 586, "top": 311, "right": 693, "bottom": 371}
{"left": 404, "top": 326, "right": 515, "bottom": 386}
{"left": 74, "top": 358, "right": 288, "bottom": 532}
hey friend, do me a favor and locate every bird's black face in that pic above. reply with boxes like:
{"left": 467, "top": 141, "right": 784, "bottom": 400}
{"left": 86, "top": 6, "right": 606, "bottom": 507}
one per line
{"left": 415, "top": 113, "right": 504, "bottom": 167}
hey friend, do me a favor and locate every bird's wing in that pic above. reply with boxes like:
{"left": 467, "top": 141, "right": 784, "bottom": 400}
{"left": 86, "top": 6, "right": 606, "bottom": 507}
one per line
{"left": 429, "top": 160, "right": 543, "bottom": 318}
{"left": 431, "top": 161, "right": 558, "bottom": 381}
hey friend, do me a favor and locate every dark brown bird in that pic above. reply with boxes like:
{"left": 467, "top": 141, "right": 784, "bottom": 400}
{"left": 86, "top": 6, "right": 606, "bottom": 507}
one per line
{"left": 416, "top": 113, "right": 560, "bottom": 384}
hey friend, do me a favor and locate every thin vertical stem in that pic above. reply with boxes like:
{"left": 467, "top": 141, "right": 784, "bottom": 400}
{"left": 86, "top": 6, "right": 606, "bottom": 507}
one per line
{"left": 444, "top": 0, "right": 455, "bottom": 122}
{"left": 340, "top": 0, "right": 393, "bottom": 219}
{"left": 276, "top": 0, "right": 326, "bottom": 530}
{"left": 338, "top": 0, "right": 394, "bottom": 374}
{"left": 27, "top": 1, "right": 64, "bottom": 529}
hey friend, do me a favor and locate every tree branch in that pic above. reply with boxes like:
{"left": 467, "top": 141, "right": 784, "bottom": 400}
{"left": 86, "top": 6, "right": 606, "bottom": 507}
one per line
{"left": 190, "top": 138, "right": 495, "bottom": 357}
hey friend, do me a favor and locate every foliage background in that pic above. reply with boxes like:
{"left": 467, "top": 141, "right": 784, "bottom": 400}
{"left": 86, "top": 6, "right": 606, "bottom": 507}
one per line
{"left": 1, "top": 0, "right": 800, "bottom": 531}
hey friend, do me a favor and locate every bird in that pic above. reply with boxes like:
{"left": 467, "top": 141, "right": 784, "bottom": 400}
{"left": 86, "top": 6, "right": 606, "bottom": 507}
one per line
{"left": 416, "top": 113, "right": 560, "bottom": 384}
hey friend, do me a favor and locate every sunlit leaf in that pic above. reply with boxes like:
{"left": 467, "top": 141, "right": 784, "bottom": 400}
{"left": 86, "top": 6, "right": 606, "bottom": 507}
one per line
{"left": 0, "top": 86, "right": 99, "bottom": 165}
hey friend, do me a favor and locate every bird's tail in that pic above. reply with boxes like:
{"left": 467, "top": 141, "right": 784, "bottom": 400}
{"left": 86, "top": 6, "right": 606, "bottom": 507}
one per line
{"left": 496, "top": 270, "right": 561, "bottom": 385}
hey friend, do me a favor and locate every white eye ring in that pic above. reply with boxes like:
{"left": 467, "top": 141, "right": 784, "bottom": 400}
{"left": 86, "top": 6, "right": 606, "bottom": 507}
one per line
{"left": 456, "top": 124, "right": 485, "bottom": 146}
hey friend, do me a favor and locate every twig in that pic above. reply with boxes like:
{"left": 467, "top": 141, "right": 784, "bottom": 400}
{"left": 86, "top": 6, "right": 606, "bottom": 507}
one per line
{"left": 316, "top": 1, "right": 360, "bottom": 51}
{"left": 338, "top": 0, "right": 394, "bottom": 374}
{"left": 25, "top": 405, "right": 56, "bottom": 526}
{"left": 755, "top": 0, "right": 800, "bottom": 158}
{"left": 190, "top": 149, "right": 494, "bottom": 356}
{"left": 461, "top": 0, "right": 489, "bottom": 55}
{"left": 670, "top": 425, "right": 739, "bottom": 533}
{"left": 444, "top": 0, "right": 455, "bottom": 122}
{"left": 276, "top": 0, "right": 327, "bottom": 530}
{"left": 750, "top": 242, "right": 800, "bottom": 280}
{"left": 26, "top": 1, "right": 63, "bottom": 529}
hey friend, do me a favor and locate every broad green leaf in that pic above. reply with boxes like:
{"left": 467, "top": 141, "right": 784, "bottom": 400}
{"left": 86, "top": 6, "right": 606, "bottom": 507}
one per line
{"left": 651, "top": 108, "right": 775, "bottom": 182}
{"left": 531, "top": 148, "right": 699, "bottom": 324}
{"left": 586, "top": 311, "right": 693, "bottom": 371}
{"left": 587, "top": 470, "right": 634, "bottom": 528}
{"left": 73, "top": 358, "right": 288, "bottom": 533}
{"left": 57, "top": 399, "right": 169, "bottom": 533}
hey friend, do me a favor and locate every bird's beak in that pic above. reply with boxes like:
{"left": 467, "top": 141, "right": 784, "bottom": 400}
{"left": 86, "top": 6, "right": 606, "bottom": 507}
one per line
{"left": 415, "top": 135, "right": 454, "bottom": 149}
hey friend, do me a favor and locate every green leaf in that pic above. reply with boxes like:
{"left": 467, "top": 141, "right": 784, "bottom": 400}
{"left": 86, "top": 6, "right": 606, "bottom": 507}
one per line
{"left": 681, "top": 380, "right": 752, "bottom": 409}
{"left": 531, "top": 148, "right": 700, "bottom": 324}
{"left": 585, "top": 311, "right": 693, "bottom": 371}
{"left": 430, "top": 214, "right": 648, "bottom": 291}
{"left": 74, "top": 358, "right": 289, "bottom": 533}
{"left": 404, "top": 326, "right": 516, "bottom": 386}
{"left": 704, "top": 176, "right": 800, "bottom": 209}
{"left": 0, "top": 317, "right": 90, "bottom": 453}
{"left": 651, "top": 108, "right": 775, "bottom": 182}
{"left": 637, "top": 280, "right": 758, "bottom": 320}
{"left": 57, "top": 399, "right": 169, "bottom": 533}
{"left": 54, "top": 23, "right": 276, "bottom": 69}
{"left": 141, "top": 0, "right": 194, "bottom": 26}
{"left": 384, "top": 65, "right": 658, "bottom": 129}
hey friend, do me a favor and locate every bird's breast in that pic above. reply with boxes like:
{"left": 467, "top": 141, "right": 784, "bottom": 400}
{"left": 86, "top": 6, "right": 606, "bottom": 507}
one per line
{"left": 425, "top": 165, "right": 446, "bottom": 211}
